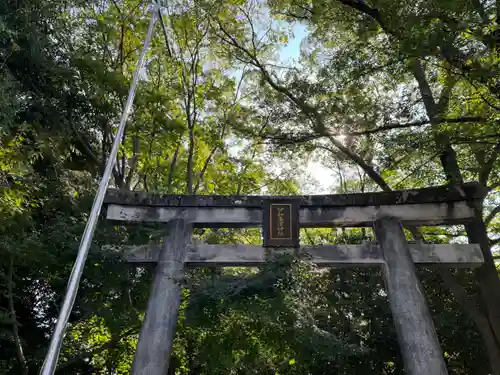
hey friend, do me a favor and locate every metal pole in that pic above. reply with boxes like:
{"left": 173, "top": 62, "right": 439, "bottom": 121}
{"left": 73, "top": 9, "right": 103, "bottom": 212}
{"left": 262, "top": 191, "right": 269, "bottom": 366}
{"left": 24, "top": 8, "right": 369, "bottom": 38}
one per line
{"left": 39, "top": 9, "right": 158, "bottom": 375}
{"left": 373, "top": 217, "right": 448, "bottom": 375}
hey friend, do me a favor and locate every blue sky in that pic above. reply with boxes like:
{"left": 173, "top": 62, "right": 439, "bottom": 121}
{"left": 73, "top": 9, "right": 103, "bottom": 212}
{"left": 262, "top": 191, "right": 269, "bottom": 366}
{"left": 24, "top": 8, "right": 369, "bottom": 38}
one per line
{"left": 279, "top": 23, "right": 307, "bottom": 64}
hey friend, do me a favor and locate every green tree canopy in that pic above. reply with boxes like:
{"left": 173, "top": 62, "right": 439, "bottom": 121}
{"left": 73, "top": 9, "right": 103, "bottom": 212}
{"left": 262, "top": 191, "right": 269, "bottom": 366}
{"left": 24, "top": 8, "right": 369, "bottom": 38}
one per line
{"left": 1, "top": 0, "right": 500, "bottom": 374}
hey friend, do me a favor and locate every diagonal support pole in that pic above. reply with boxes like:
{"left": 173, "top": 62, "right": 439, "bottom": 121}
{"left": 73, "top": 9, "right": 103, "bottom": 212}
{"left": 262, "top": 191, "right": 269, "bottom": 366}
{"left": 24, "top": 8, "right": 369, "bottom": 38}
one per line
{"left": 39, "top": 8, "right": 158, "bottom": 375}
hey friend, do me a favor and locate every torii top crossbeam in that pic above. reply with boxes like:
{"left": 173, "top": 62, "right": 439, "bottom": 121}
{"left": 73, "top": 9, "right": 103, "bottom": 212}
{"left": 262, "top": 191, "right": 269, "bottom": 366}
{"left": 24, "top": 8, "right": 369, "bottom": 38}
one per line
{"left": 104, "top": 182, "right": 487, "bottom": 228}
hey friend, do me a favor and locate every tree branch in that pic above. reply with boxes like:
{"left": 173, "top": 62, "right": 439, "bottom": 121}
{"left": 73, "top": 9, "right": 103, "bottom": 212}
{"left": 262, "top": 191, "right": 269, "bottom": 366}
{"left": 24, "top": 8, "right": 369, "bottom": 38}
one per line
{"left": 274, "top": 11, "right": 310, "bottom": 20}
{"left": 327, "top": 136, "right": 391, "bottom": 191}
{"left": 490, "top": 237, "right": 500, "bottom": 246}
{"left": 486, "top": 205, "right": 500, "bottom": 226}
{"left": 110, "top": 0, "right": 122, "bottom": 15}
{"left": 267, "top": 116, "right": 485, "bottom": 143}
{"left": 158, "top": 9, "right": 173, "bottom": 58}
{"left": 69, "top": 115, "right": 100, "bottom": 167}
{"left": 167, "top": 140, "right": 181, "bottom": 193}
{"left": 339, "top": 0, "right": 500, "bottom": 100}
{"left": 412, "top": 59, "right": 438, "bottom": 117}
{"left": 337, "top": 0, "right": 396, "bottom": 36}
{"left": 193, "top": 120, "right": 228, "bottom": 194}
{"left": 413, "top": 60, "right": 464, "bottom": 184}
{"left": 480, "top": 142, "right": 500, "bottom": 186}
{"left": 124, "top": 135, "right": 139, "bottom": 190}
{"left": 437, "top": 72, "right": 458, "bottom": 114}
{"left": 216, "top": 14, "right": 389, "bottom": 191}
{"left": 7, "top": 256, "right": 28, "bottom": 375}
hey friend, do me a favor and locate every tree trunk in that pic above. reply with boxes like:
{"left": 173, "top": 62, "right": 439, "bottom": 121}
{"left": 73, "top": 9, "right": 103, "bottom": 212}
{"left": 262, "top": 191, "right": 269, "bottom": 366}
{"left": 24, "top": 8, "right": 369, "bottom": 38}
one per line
{"left": 8, "top": 256, "right": 29, "bottom": 375}
{"left": 466, "top": 214, "right": 500, "bottom": 347}
{"left": 441, "top": 268, "right": 500, "bottom": 374}
{"left": 412, "top": 59, "right": 500, "bottom": 373}
{"left": 186, "top": 125, "right": 194, "bottom": 194}
{"left": 434, "top": 139, "right": 500, "bottom": 374}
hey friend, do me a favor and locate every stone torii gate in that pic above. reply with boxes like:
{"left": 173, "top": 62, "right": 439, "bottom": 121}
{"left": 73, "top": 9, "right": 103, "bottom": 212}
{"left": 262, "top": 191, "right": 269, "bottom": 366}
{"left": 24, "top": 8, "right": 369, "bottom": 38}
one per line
{"left": 104, "top": 183, "right": 486, "bottom": 375}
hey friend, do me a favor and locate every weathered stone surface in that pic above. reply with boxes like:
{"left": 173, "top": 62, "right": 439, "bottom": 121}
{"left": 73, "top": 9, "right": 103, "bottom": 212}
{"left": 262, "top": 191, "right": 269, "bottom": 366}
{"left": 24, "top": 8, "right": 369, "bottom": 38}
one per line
{"left": 106, "top": 200, "right": 476, "bottom": 227}
{"left": 106, "top": 205, "right": 262, "bottom": 226}
{"left": 300, "top": 201, "right": 475, "bottom": 227}
{"left": 112, "top": 242, "right": 483, "bottom": 267}
{"left": 130, "top": 220, "right": 190, "bottom": 375}
{"left": 374, "top": 217, "right": 449, "bottom": 375}
{"left": 104, "top": 182, "right": 486, "bottom": 208}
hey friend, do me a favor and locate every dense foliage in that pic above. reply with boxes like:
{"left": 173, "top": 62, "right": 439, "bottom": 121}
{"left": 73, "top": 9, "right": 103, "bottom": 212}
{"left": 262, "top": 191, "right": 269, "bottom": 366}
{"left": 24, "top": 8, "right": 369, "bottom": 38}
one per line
{"left": 1, "top": 0, "right": 499, "bottom": 374}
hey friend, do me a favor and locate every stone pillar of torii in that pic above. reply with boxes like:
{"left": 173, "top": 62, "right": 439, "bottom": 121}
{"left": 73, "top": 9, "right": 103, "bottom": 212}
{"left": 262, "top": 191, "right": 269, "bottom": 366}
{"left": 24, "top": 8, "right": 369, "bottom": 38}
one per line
{"left": 103, "top": 183, "right": 486, "bottom": 375}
